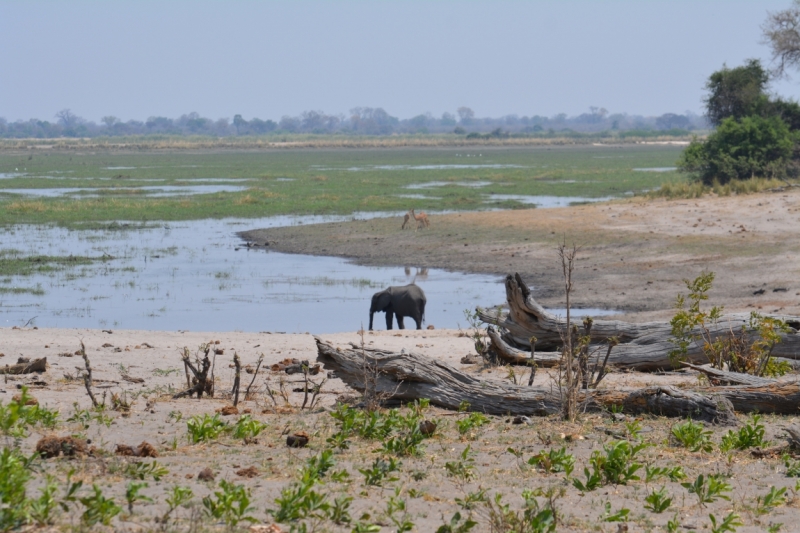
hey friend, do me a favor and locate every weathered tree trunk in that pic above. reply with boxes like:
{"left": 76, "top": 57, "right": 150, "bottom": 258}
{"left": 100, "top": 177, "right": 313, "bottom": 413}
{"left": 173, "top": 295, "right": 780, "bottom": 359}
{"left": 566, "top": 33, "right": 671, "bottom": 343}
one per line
{"left": 479, "top": 273, "right": 800, "bottom": 371}
{"left": 315, "top": 338, "right": 737, "bottom": 424}
{"left": 679, "top": 362, "right": 777, "bottom": 386}
{"left": 0, "top": 358, "right": 47, "bottom": 375}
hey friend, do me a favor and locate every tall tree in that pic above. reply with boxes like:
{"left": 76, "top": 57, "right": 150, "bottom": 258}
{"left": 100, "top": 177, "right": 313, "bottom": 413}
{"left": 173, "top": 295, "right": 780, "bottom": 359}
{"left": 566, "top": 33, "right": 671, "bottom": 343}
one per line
{"left": 703, "top": 59, "right": 769, "bottom": 127}
{"left": 763, "top": 0, "right": 800, "bottom": 77}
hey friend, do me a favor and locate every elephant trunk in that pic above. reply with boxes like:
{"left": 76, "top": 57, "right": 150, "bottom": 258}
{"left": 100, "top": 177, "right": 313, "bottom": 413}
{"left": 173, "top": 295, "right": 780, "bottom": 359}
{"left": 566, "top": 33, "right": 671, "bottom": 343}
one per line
{"left": 369, "top": 310, "right": 375, "bottom": 331}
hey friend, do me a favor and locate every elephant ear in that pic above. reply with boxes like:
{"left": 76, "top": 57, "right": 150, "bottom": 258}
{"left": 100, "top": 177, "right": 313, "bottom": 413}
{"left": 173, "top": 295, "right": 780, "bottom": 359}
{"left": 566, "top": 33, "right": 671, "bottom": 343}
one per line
{"left": 376, "top": 291, "right": 392, "bottom": 311}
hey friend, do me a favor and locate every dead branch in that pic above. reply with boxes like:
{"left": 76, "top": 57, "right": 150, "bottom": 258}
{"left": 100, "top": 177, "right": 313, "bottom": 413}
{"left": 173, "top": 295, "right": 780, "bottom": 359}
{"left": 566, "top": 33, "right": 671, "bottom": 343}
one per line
{"left": 79, "top": 342, "right": 98, "bottom": 408}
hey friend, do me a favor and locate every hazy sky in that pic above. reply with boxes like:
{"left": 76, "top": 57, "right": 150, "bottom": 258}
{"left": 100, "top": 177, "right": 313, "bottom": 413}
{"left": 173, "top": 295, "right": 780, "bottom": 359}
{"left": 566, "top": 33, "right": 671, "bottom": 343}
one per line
{"left": 1, "top": 1, "right": 797, "bottom": 123}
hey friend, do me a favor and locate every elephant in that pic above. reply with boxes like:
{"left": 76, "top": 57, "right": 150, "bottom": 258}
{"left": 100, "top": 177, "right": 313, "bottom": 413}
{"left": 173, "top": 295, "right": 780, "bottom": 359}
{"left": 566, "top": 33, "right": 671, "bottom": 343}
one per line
{"left": 369, "top": 284, "right": 426, "bottom": 331}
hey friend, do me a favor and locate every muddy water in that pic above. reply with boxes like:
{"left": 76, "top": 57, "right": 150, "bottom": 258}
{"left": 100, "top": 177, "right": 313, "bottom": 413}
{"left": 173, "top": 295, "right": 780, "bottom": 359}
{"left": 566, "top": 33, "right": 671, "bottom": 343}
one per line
{"left": 1, "top": 215, "right": 616, "bottom": 333}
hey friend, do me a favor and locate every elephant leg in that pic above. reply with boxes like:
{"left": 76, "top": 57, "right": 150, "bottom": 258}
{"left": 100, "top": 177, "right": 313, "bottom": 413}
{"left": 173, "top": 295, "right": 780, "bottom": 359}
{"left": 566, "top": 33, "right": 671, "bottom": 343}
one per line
{"left": 414, "top": 317, "right": 422, "bottom": 330}
{"left": 385, "top": 311, "right": 394, "bottom": 330}
{"left": 397, "top": 315, "right": 406, "bottom": 329}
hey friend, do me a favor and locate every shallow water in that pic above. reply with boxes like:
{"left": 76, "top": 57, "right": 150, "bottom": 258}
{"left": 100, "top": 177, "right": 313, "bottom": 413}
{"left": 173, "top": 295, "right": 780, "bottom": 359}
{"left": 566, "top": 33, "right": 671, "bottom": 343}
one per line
{"left": 484, "top": 194, "right": 616, "bottom": 207}
{"left": 0, "top": 216, "right": 616, "bottom": 333}
{"left": 0, "top": 185, "right": 248, "bottom": 198}
{"left": 632, "top": 167, "right": 677, "bottom": 172}
{"left": 314, "top": 163, "right": 527, "bottom": 172}
{"left": 406, "top": 181, "right": 493, "bottom": 189}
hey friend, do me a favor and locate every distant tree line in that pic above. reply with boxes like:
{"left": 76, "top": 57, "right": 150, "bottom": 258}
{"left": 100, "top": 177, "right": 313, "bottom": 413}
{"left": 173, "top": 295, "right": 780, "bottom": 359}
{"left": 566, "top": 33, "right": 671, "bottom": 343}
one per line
{"left": 0, "top": 106, "right": 706, "bottom": 139}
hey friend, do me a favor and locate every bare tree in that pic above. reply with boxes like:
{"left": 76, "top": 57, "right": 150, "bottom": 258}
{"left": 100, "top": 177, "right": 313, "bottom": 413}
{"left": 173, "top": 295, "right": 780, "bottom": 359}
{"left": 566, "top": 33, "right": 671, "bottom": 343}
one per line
{"left": 457, "top": 106, "right": 475, "bottom": 125}
{"left": 763, "top": 0, "right": 800, "bottom": 77}
{"left": 557, "top": 241, "right": 581, "bottom": 422}
{"left": 55, "top": 109, "right": 79, "bottom": 128}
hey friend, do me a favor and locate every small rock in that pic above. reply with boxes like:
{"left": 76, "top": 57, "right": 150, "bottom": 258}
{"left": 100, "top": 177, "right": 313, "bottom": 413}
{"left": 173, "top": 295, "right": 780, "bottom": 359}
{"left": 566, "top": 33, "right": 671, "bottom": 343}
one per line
{"left": 198, "top": 467, "right": 215, "bottom": 481}
{"left": 286, "top": 432, "right": 309, "bottom": 448}
{"left": 426, "top": 324, "right": 435, "bottom": 330}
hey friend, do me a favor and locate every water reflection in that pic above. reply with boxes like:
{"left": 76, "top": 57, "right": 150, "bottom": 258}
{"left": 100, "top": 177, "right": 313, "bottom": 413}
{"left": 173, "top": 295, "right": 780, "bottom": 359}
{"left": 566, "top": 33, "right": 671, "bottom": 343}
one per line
{"left": 0, "top": 216, "right": 617, "bottom": 333}
{"left": 484, "top": 194, "right": 615, "bottom": 207}
{"left": 0, "top": 185, "right": 247, "bottom": 198}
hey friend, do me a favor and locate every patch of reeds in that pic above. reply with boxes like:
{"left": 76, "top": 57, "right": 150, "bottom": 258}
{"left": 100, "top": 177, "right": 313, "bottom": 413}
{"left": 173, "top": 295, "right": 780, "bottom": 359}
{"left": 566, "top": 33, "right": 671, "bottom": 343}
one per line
{"left": 648, "top": 177, "right": 792, "bottom": 200}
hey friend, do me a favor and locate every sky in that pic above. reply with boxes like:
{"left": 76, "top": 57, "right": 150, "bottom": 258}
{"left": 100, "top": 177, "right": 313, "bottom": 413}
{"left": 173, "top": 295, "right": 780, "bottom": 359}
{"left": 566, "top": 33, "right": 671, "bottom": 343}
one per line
{"left": 1, "top": 1, "right": 798, "bottom": 123}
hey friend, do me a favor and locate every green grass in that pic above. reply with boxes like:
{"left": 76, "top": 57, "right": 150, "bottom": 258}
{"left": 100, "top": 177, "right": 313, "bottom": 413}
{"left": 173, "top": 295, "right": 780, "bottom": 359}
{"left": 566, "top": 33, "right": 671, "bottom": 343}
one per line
{"left": 0, "top": 145, "right": 684, "bottom": 226}
{"left": 0, "top": 252, "right": 107, "bottom": 277}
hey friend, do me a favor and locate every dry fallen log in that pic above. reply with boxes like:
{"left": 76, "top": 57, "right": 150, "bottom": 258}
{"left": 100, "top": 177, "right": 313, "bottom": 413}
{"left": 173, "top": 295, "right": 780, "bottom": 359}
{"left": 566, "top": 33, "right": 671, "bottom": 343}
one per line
{"left": 680, "top": 362, "right": 776, "bottom": 386}
{"left": 315, "top": 337, "right": 736, "bottom": 424}
{"left": 0, "top": 357, "right": 47, "bottom": 375}
{"left": 480, "top": 273, "right": 800, "bottom": 371}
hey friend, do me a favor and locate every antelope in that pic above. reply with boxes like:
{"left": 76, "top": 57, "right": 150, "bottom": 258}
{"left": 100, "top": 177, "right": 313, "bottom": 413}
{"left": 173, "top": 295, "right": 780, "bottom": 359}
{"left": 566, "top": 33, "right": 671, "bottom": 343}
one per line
{"left": 409, "top": 209, "right": 430, "bottom": 230}
{"left": 401, "top": 211, "right": 412, "bottom": 230}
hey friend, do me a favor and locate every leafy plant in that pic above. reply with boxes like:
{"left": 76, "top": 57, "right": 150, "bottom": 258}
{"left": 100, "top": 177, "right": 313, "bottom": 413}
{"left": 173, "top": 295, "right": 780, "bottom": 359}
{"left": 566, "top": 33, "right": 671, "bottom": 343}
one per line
{"left": 201, "top": 480, "right": 258, "bottom": 528}
{"left": 527, "top": 447, "right": 575, "bottom": 476}
{"left": 0, "top": 447, "right": 34, "bottom": 530}
{"left": 709, "top": 512, "right": 743, "bottom": 533}
{"left": 669, "top": 273, "right": 789, "bottom": 375}
{"left": 572, "top": 466, "right": 602, "bottom": 493}
{"left": 79, "top": 484, "right": 122, "bottom": 526}
{"left": 445, "top": 445, "right": 476, "bottom": 481}
{"left": 681, "top": 474, "right": 732, "bottom": 506}
{"left": 186, "top": 413, "right": 229, "bottom": 443}
{"left": 330, "top": 495, "right": 353, "bottom": 525}
{"left": 0, "top": 387, "right": 60, "bottom": 437}
{"left": 645, "top": 465, "right": 687, "bottom": 483}
{"left": 436, "top": 511, "right": 477, "bottom": 533}
{"left": 783, "top": 454, "right": 800, "bottom": 477}
{"left": 269, "top": 451, "right": 349, "bottom": 524}
{"left": 124, "top": 482, "right": 152, "bottom": 514}
{"left": 359, "top": 457, "right": 400, "bottom": 486}
{"left": 601, "top": 502, "right": 630, "bottom": 522}
{"left": 485, "top": 491, "right": 556, "bottom": 533}
{"left": 67, "top": 403, "right": 92, "bottom": 430}
{"left": 124, "top": 460, "right": 169, "bottom": 481}
{"left": 720, "top": 414, "right": 769, "bottom": 451}
{"left": 671, "top": 419, "right": 714, "bottom": 452}
{"left": 232, "top": 414, "right": 267, "bottom": 440}
{"left": 455, "top": 489, "right": 487, "bottom": 510}
{"left": 756, "top": 486, "right": 787, "bottom": 515}
{"left": 644, "top": 487, "right": 672, "bottom": 513}
{"left": 28, "top": 475, "right": 59, "bottom": 526}
{"left": 385, "top": 488, "right": 414, "bottom": 532}
{"left": 161, "top": 485, "right": 193, "bottom": 522}
{"left": 456, "top": 411, "right": 489, "bottom": 436}
{"left": 593, "top": 439, "right": 648, "bottom": 485}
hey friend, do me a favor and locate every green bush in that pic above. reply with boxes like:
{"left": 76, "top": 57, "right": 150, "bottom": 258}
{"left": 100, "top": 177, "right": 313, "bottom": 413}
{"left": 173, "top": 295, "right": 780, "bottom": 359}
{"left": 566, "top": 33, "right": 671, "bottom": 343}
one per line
{"left": 186, "top": 413, "right": 229, "bottom": 443}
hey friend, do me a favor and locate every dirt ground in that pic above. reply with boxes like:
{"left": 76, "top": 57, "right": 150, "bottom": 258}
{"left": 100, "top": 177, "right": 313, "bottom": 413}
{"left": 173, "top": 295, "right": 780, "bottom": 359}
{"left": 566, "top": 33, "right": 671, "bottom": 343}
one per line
{"left": 4, "top": 190, "right": 800, "bottom": 532}
{"left": 241, "top": 188, "right": 800, "bottom": 323}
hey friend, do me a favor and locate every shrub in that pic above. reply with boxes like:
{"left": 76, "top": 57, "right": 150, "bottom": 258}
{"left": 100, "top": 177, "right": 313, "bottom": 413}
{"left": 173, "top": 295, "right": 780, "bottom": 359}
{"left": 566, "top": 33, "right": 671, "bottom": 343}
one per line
{"left": 669, "top": 273, "right": 789, "bottom": 376}
{"left": 186, "top": 413, "right": 229, "bottom": 443}
{"left": 720, "top": 414, "right": 769, "bottom": 452}
{"left": 671, "top": 419, "right": 714, "bottom": 452}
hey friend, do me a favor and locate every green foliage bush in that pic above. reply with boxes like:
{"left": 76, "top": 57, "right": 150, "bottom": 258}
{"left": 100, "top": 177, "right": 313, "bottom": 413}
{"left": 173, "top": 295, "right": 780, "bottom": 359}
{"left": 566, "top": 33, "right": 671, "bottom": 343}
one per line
{"left": 679, "top": 115, "right": 795, "bottom": 185}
